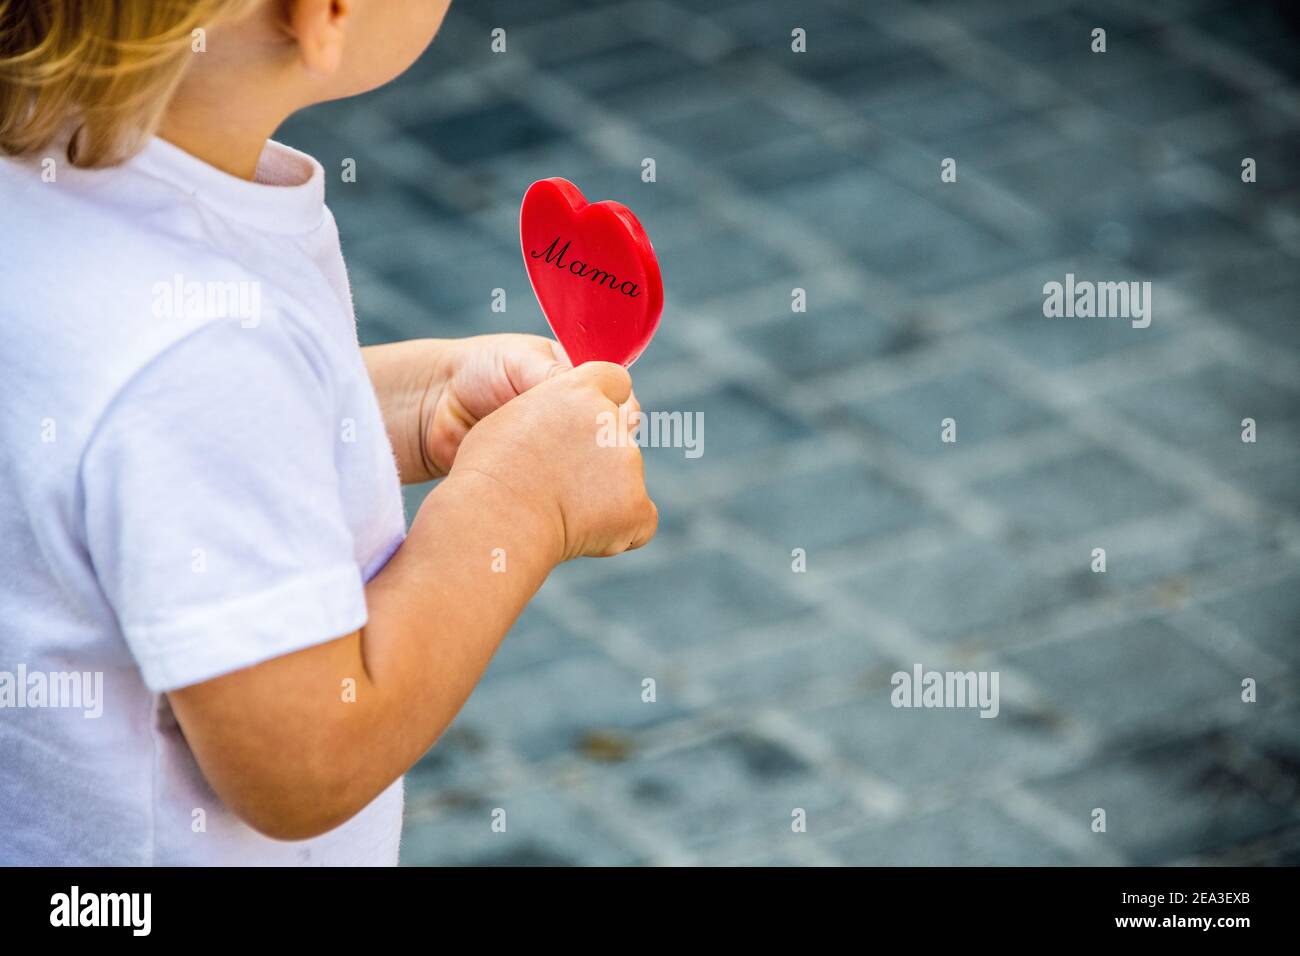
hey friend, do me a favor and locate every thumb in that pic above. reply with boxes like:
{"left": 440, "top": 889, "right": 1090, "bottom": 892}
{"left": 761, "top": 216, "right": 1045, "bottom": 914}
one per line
{"left": 572, "top": 361, "right": 633, "bottom": 405}
{"left": 509, "top": 338, "right": 572, "bottom": 392}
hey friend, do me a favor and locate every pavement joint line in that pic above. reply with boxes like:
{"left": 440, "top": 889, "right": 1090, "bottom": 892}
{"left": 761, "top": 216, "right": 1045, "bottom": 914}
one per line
{"left": 677, "top": 619, "right": 860, "bottom": 673}
{"left": 336, "top": 101, "right": 502, "bottom": 214}
{"left": 999, "top": 784, "right": 1129, "bottom": 865}
{"left": 698, "top": 513, "right": 939, "bottom": 663}
{"left": 806, "top": 524, "right": 972, "bottom": 582}
{"left": 803, "top": 332, "right": 1034, "bottom": 406}
{"left": 699, "top": 511, "right": 1071, "bottom": 737}
{"left": 637, "top": 0, "right": 739, "bottom": 62}
{"left": 1021, "top": 506, "right": 1279, "bottom": 574}
{"left": 1132, "top": 8, "right": 1300, "bottom": 100}
{"left": 769, "top": 524, "right": 964, "bottom": 585}
{"left": 1188, "top": 311, "right": 1300, "bottom": 392}
{"left": 948, "top": 547, "right": 1300, "bottom": 660}
{"left": 1169, "top": 604, "right": 1293, "bottom": 683}
{"left": 1032, "top": 331, "right": 1223, "bottom": 403}
{"left": 720, "top": 53, "right": 1065, "bottom": 248}
{"left": 531, "top": 577, "right": 715, "bottom": 704}
{"left": 810, "top": 416, "right": 1013, "bottom": 539}
{"left": 403, "top": 736, "right": 542, "bottom": 826}
{"left": 750, "top": 707, "right": 911, "bottom": 820}
{"left": 468, "top": 13, "right": 924, "bottom": 316}
{"left": 972, "top": 338, "right": 1278, "bottom": 529}
{"left": 671, "top": 270, "right": 868, "bottom": 330}
{"left": 557, "top": 778, "right": 700, "bottom": 867}
{"left": 930, "top": 425, "right": 1100, "bottom": 484}
{"left": 914, "top": 256, "right": 1127, "bottom": 333}
{"left": 641, "top": 437, "right": 849, "bottom": 508}
{"left": 527, "top": 82, "right": 895, "bottom": 297}
{"left": 505, "top": 0, "right": 683, "bottom": 64}
{"left": 778, "top": 837, "right": 845, "bottom": 867}
{"left": 1151, "top": 95, "right": 1300, "bottom": 154}
{"left": 512, "top": 699, "right": 905, "bottom": 826}
{"left": 831, "top": 0, "right": 1300, "bottom": 263}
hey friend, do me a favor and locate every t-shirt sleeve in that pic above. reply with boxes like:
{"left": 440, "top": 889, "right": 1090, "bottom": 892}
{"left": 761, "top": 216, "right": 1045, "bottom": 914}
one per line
{"left": 82, "top": 316, "right": 369, "bottom": 693}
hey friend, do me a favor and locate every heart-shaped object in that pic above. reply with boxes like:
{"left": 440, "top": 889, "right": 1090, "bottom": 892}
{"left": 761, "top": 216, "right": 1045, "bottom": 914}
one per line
{"left": 520, "top": 178, "right": 663, "bottom": 367}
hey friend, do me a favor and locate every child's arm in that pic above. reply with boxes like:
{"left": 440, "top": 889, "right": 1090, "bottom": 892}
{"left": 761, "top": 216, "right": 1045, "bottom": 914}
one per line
{"left": 167, "top": 362, "right": 656, "bottom": 840}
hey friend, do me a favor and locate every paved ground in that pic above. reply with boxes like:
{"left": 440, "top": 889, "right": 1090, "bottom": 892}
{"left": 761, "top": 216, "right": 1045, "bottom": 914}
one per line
{"left": 279, "top": 0, "right": 1300, "bottom": 865}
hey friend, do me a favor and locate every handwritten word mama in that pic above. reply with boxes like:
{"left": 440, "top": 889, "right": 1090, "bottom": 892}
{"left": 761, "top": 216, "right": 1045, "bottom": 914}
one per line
{"left": 530, "top": 237, "right": 641, "bottom": 298}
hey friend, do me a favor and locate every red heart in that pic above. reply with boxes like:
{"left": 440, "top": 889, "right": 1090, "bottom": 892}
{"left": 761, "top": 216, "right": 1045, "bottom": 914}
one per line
{"left": 520, "top": 178, "right": 663, "bottom": 367}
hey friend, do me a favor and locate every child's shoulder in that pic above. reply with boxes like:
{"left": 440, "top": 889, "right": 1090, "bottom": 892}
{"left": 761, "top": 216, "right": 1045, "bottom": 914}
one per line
{"left": 0, "top": 154, "right": 343, "bottom": 455}
{"left": 4, "top": 151, "right": 333, "bottom": 357}
{"left": 1, "top": 147, "right": 283, "bottom": 293}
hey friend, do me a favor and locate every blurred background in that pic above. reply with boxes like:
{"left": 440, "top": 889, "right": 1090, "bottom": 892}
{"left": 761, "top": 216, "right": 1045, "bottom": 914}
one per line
{"left": 279, "top": 0, "right": 1300, "bottom": 865}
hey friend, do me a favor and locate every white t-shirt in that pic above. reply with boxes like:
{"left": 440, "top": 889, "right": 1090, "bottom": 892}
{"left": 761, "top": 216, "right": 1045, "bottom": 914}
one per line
{"left": 0, "top": 137, "right": 408, "bottom": 865}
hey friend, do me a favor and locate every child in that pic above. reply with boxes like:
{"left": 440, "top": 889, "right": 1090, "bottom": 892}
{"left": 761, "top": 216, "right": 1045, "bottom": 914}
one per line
{"left": 0, "top": 0, "right": 657, "bottom": 865}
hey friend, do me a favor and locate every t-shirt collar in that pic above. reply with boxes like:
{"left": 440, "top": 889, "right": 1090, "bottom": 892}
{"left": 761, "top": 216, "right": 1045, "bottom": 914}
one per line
{"left": 131, "top": 135, "right": 326, "bottom": 235}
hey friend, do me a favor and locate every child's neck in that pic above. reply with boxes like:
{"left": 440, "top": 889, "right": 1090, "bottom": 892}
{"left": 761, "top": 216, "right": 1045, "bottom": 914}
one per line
{"left": 156, "top": 112, "right": 277, "bottom": 182}
{"left": 157, "top": 72, "right": 299, "bottom": 181}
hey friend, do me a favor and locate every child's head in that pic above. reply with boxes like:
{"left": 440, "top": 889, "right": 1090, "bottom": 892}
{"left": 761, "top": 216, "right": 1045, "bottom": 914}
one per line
{"left": 0, "top": 0, "right": 451, "bottom": 168}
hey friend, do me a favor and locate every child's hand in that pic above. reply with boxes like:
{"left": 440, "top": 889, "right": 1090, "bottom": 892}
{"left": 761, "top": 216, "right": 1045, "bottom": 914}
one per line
{"left": 446, "top": 361, "right": 658, "bottom": 562}
{"left": 364, "top": 335, "right": 656, "bottom": 559}
{"left": 420, "top": 334, "right": 571, "bottom": 477}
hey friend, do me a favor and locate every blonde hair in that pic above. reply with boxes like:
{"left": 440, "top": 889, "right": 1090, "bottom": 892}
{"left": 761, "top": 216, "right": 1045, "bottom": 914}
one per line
{"left": 0, "top": 0, "right": 261, "bottom": 167}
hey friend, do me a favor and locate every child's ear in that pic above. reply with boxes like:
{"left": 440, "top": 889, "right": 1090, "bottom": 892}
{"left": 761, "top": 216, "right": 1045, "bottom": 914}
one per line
{"left": 286, "top": 0, "right": 351, "bottom": 77}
